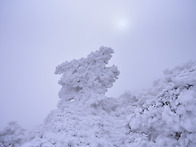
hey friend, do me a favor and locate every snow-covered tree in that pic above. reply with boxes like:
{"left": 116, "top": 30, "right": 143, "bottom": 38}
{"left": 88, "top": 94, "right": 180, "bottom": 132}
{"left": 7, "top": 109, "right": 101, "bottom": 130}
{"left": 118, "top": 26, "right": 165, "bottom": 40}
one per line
{"left": 55, "top": 46, "right": 120, "bottom": 108}
{"left": 21, "top": 46, "right": 122, "bottom": 147}
{"left": 0, "top": 121, "right": 25, "bottom": 147}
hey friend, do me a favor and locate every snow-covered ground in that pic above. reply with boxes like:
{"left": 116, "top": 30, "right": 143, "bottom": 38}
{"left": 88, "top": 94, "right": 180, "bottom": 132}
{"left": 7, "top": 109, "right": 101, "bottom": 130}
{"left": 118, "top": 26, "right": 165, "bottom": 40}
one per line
{"left": 1, "top": 47, "right": 196, "bottom": 147}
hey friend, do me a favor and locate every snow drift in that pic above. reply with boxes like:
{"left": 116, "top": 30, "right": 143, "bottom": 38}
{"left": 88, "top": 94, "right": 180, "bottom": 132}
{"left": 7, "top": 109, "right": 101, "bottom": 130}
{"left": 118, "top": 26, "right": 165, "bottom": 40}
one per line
{"left": 0, "top": 47, "right": 196, "bottom": 147}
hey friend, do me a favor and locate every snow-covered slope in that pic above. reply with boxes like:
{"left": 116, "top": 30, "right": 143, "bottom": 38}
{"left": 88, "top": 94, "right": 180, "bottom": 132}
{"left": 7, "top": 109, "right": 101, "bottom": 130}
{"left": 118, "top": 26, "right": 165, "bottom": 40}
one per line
{"left": 1, "top": 47, "right": 195, "bottom": 147}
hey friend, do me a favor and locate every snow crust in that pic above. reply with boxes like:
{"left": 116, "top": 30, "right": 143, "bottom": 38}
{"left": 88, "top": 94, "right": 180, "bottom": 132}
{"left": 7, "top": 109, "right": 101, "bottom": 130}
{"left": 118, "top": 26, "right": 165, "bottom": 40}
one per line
{"left": 0, "top": 47, "right": 195, "bottom": 147}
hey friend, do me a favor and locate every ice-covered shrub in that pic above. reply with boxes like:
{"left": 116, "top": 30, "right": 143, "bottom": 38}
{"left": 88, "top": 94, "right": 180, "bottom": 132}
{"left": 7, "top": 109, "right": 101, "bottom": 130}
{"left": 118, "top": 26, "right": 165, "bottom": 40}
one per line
{"left": 0, "top": 121, "right": 25, "bottom": 147}
{"left": 128, "top": 61, "right": 196, "bottom": 146}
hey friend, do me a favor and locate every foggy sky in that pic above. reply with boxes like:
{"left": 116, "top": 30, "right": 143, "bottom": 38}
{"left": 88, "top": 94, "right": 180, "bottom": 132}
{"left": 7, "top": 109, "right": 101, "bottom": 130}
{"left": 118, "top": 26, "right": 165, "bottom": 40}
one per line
{"left": 0, "top": 0, "right": 196, "bottom": 130}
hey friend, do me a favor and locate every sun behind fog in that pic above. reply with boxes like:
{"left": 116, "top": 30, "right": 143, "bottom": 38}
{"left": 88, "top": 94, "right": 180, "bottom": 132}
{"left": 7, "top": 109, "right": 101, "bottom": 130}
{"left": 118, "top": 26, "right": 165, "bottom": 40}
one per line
{"left": 118, "top": 19, "right": 128, "bottom": 28}
{"left": 113, "top": 17, "right": 130, "bottom": 32}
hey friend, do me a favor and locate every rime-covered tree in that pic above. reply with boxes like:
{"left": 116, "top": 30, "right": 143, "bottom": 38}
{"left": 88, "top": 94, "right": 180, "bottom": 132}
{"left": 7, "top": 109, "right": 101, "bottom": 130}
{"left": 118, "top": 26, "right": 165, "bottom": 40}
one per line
{"left": 55, "top": 46, "right": 120, "bottom": 108}
{"left": 127, "top": 61, "right": 196, "bottom": 146}
{"left": 21, "top": 46, "right": 121, "bottom": 147}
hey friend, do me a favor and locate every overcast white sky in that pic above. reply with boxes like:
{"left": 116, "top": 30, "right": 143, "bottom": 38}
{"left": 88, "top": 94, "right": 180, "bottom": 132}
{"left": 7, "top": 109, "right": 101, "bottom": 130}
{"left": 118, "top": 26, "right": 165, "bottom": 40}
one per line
{"left": 0, "top": 0, "right": 196, "bottom": 130}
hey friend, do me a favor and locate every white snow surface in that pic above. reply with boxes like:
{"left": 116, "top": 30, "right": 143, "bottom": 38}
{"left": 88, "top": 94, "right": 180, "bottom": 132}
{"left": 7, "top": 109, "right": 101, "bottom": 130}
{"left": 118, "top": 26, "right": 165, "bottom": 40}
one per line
{"left": 0, "top": 47, "right": 196, "bottom": 147}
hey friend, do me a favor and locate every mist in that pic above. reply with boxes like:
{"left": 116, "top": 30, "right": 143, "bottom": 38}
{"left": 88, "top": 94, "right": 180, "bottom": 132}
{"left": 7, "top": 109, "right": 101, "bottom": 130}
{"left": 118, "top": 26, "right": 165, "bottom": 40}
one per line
{"left": 0, "top": 0, "right": 196, "bottom": 130}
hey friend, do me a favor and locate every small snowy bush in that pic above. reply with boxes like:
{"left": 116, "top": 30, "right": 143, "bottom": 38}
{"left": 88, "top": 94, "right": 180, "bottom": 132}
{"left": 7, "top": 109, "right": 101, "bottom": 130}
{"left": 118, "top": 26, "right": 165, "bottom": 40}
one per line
{"left": 0, "top": 121, "right": 25, "bottom": 147}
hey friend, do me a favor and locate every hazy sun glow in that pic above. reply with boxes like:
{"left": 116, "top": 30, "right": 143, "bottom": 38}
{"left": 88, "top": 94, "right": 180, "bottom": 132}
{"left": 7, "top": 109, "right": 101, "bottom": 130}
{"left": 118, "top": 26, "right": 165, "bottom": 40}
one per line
{"left": 118, "top": 19, "right": 128, "bottom": 28}
{"left": 113, "top": 17, "right": 130, "bottom": 32}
